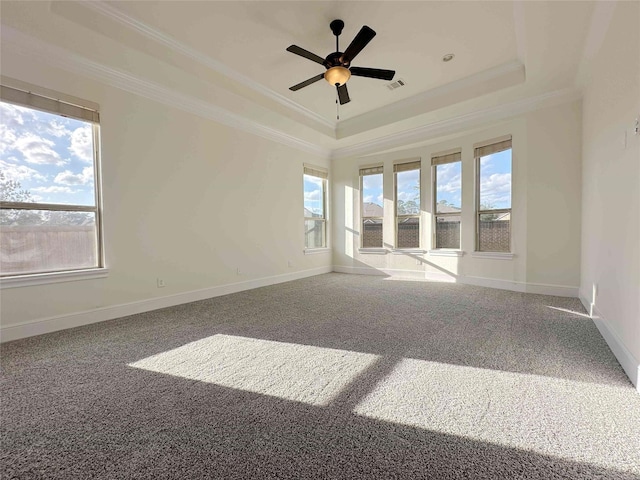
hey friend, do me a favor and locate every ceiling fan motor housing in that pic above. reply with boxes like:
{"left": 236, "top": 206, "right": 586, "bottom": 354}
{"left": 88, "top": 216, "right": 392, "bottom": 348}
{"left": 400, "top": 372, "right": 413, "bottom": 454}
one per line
{"left": 325, "top": 51, "right": 349, "bottom": 69}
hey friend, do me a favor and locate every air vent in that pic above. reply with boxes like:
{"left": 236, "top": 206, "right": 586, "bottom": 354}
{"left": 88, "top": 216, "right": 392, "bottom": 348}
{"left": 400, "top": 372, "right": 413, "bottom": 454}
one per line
{"left": 387, "top": 79, "right": 406, "bottom": 90}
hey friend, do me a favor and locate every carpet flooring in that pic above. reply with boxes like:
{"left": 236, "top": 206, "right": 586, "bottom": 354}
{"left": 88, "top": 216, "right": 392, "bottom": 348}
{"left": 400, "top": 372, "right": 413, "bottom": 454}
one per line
{"left": 2, "top": 273, "right": 639, "bottom": 479}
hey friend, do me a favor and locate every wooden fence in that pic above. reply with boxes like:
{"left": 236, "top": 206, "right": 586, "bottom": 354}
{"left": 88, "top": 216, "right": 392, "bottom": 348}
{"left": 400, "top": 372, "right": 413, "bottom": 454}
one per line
{"left": 1, "top": 225, "right": 97, "bottom": 275}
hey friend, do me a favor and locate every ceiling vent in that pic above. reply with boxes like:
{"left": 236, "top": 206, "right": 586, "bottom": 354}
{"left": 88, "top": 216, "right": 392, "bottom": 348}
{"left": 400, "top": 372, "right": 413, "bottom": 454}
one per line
{"left": 387, "top": 79, "right": 406, "bottom": 90}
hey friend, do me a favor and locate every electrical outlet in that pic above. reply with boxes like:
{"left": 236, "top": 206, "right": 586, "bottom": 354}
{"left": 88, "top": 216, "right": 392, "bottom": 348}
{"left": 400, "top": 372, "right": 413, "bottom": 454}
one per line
{"left": 288, "top": 260, "right": 294, "bottom": 268}
{"left": 236, "top": 268, "right": 242, "bottom": 275}
{"left": 157, "top": 278, "right": 166, "bottom": 288}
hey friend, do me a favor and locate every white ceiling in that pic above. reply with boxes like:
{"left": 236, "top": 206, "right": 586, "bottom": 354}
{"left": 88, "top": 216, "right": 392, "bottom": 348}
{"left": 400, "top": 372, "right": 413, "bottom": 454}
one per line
{"left": 0, "top": 1, "right": 600, "bottom": 153}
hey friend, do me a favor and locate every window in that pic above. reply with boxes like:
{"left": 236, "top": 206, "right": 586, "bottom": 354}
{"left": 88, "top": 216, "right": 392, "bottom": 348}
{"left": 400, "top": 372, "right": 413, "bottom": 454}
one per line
{"left": 394, "top": 160, "right": 421, "bottom": 249}
{"left": 0, "top": 85, "right": 103, "bottom": 277}
{"left": 303, "top": 165, "right": 327, "bottom": 249}
{"left": 475, "top": 137, "right": 512, "bottom": 252}
{"left": 432, "top": 151, "right": 462, "bottom": 249}
{"left": 360, "top": 166, "right": 383, "bottom": 248}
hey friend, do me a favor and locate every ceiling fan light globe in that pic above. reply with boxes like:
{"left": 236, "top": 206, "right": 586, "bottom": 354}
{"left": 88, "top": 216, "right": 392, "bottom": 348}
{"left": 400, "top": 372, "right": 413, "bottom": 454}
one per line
{"left": 325, "top": 66, "right": 351, "bottom": 86}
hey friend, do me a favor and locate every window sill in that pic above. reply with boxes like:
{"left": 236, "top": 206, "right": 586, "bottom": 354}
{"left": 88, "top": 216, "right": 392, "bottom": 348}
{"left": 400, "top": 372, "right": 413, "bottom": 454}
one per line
{"left": 0, "top": 268, "right": 109, "bottom": 289}
{"left": 391, "top": 249, "right": 427, "bottom": 255}
{"left": 304, "top": 248, "right": 331, "bottom": 255}
{"left": 358, "top": 248, "right": 388, "bottom": 255}
{"left": 470, "top": 252, "right": 514, "bottom": 260}
{"left": 428, "top": 249, "right": 464, "bottom": 257}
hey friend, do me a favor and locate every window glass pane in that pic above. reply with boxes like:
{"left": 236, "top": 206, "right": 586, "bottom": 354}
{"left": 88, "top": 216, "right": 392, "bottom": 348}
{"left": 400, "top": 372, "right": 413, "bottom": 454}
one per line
{"left": 362, "top": 172, "right": 383, "bottom": 248}
{"left": 479, "top": 148, "right": 511, "bottom": 210}
{"left": 397, "top": 217, "right": 419, "bottom": 249}
{"left": 362, "top": 172, "right": 383, "bottom": 214}
{"left": 304, "top": 219, "right": 325, "bottom": 249}
{"left": 303, "top": 174, "right": 324, "bottom": 218}
{"left": 435, "top": 161, "right": 461, "bottom": 214}
{"left": 396, "top": 168, "right": 420, "bottom": 215}
{"left": 0, "top": 102, "right": 96, "bottom": 206}
{"left": 0, "top": 210, "right": 98, "bottom": 275}
{"left": 435, "top": 215, "right": 460, "bottom": 249}
{"left": 362, "top": 218, "right": 382, "bottom": 248}
{"left": 478, "top": 213, "right": 510, "bottom": 252}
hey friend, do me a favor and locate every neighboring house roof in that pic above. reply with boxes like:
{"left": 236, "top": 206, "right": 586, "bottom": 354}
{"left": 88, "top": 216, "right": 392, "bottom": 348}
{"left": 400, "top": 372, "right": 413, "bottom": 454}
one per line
{"left": 304, "top": 207, "right": 321, "bottom": 218}
{"left": 436, "top": 204, "right": 461, "bottom": 214}
{"left": 362, "top": 202, "right": 383, "bottom": 217}
{"left": 436, "top": 204, "right": 461, "bottom": 222}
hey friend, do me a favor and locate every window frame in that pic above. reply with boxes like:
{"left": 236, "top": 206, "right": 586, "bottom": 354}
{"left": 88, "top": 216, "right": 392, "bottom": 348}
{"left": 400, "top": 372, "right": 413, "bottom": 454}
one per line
{"left": 432, "top": 151, "right": 462, "bottom": 250}
{"left": 0, "top": 84, "right": 105, "bottom": 281}
{"left": 303, "top": 165, "right": 328, "bottom": 250}
{"left": 359, "top": 166, "right": 384, "bottom": 249}
{"left": 393, "top": 160, "right": 421, "bottom": 249}
{"left": 475, "top": 137, "right": 512, "bottom": 253}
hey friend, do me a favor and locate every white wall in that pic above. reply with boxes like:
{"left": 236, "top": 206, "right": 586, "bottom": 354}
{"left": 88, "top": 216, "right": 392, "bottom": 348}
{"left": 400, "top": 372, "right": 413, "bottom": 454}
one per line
{"left": 0, "top": 55, "right": 331, "bottom": 340}
{"left": 332, "top": 100, "right": 583, "bottom": 296}
{"left": 580, "top": 1, "right": 640, "bottom": 388}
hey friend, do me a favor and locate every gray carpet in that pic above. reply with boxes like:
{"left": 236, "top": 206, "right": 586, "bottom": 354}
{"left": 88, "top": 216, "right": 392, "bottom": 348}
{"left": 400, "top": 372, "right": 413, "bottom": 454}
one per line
{"left": 2, "top": 273, "right": 639, "bottom": 479}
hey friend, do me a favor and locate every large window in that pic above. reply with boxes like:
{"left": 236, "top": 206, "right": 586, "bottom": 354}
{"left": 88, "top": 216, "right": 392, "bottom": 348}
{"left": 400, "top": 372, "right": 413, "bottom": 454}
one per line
{"left": 303, "top": 165, "right": 327, "bottom": 249}
{"left": 476, "top": 137, "right": 512, "bottom": 252}
{"left": 0, "top": 85, "right": 103, "bottom": 277}
{"left": 394, "top": 160, "right": 421, "bottom": 249}
{"left": 360, "top": 166, "right": 383, "bottom": 248}
{"left": 432, "top": 151, "right": 462, "bottom": 249}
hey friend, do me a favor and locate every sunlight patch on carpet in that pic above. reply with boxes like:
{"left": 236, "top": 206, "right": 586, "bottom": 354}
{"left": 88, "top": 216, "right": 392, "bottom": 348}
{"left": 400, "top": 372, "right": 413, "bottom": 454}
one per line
{"left": 129, "top": 334, "right": 379, "bottom": 406}
{"left": 353, "top": 358, "right": 640, "bottom": 474}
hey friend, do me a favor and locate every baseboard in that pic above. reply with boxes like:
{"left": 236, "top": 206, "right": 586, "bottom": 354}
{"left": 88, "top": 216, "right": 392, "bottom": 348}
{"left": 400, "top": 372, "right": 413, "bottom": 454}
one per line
{"left": 0, "top": 266, "right": 332, "bottom": 343}
{"left": 579, "top": 292, "right": 640, "bottom": 392}
{"left": 334, "top": 265, "right": 578, "bottom": 297}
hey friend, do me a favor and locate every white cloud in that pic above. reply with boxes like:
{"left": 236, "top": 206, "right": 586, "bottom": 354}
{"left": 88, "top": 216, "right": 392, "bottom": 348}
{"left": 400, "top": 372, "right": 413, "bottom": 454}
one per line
{"left": 68, "top": 125, "right": 93, "bottom": 162}
{"left": 12, "top": 133, "right": 66, "bottom": 166}
{"left": 362, "top": 174, "right": 382, "bottom": 190}
{"left": 0, "top": 159, "right": 46, "bottom": 182}
{"left": 54, "top": 167, "right": 94, "bottom": 186}
{"left": 45, "top": 120, "right": 71, "bottom": 138}
{"left": 304, "top": 189, "right": 322, "bottom": 201}
{"left": 363, "top": 194, "right": 384, "bottom": 206}
{"left": 31, "top": 186, "right": 78, "bottom": 194}
{"left": 480, "top": 173, "right": 511, "bottom": 207}
{"left": 0, "top": 124, "right": 17, "bottom": 155}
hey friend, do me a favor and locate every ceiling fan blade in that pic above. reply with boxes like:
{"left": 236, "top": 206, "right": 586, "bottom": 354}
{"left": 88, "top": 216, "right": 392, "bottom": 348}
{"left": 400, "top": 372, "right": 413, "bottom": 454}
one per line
{"left": 342, "top": 26, "right": 376, "bottom": 64}
{"left": 286, "top": 45, "right": 326, "bottom": 65}
{"left": 289, "top": 73, "right": 325, "bottom": 91}
{"left": 337, "top": 83, "right": 350, "bottom": 105}
{"left": 349, "top": 67, "right": 396, "bottom": 81}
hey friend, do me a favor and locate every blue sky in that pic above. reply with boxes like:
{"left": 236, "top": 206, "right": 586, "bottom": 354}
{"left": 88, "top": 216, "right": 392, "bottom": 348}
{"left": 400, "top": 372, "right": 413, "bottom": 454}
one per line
{"left": 303, "top": 174, "right": 324, "bottom": 215}
{"left": 0, "top": 102, "right": 96, "bottom": 206}
{"left": 479, "top": 149, "right": 511, "bottom": 209}
{"left": 361, "top": 150, "right": 511, "bottom": 211}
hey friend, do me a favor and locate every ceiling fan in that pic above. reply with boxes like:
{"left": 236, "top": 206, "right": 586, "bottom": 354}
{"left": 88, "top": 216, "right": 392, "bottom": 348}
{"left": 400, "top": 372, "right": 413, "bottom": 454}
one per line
{"left": 286, "top": 19, "right": 396, "bottom": 105}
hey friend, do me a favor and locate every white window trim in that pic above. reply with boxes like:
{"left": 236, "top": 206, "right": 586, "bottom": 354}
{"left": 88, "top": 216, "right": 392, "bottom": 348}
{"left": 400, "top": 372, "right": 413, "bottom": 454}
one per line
{"left": 475, "top": 139, "right": 512, "bottom": 254}
{"left": 391, "top": 249, "right": 427, "bottom": 255}
{"left": 394, "top": 160, "right": 422, "bottom": 249}
{"left": 428, "top": 249, "right": 464, "bottom": 257}
{"left": 470, "top": 252, "right": 515, "bottom": 260}
{"left": 0, "top": 84, "right": 105, "bottom": 280}
{"left": 432, "top": 152, "right": 462, "bottom": 250}
{"left": 358, "top": 248, "right": 388, "bottom": 255}
{"left": 360, "top": 166, "right": 384, "bottom": 249}
{"left": 303, "top": 248, "right": 331, "bottom": 255}
{"left": 303, "top": 165, "right": 329, "bottom": 250}
{"left": 0, "top": 268, "right": 109, "bottom": 289}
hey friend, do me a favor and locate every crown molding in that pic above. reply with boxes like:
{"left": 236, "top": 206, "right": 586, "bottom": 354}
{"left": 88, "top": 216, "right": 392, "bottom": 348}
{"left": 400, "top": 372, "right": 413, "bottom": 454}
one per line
{"left": 337, "top": 60, "right": 526, "bottom": 138}
{"left": 79, "top": 1, "right": 336, "bottom": 132}
{"left": 1, "top": 26, "right": 331, "bottom": 159}
{"left": 332, "top": 87, "right": 582, "bottom": 159}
